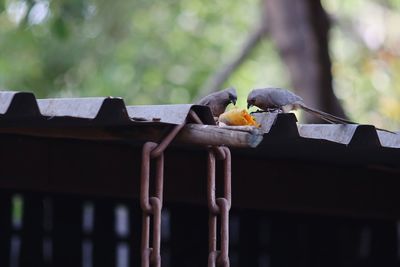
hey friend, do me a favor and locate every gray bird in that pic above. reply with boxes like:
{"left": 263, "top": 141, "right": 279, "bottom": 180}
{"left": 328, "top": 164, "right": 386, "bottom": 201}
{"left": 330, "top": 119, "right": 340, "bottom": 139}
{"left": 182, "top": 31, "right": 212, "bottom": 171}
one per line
{"left": 247, "top": 87, "right": 356, "bottom": 124}
{"left": 196, "top": 87, "right": 237, "bottom": 117}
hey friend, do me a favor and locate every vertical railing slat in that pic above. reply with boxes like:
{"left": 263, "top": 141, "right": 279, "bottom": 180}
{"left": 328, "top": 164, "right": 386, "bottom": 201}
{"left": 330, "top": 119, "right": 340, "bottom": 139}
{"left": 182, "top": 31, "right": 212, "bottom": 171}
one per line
{"left": 92, "top": 199, "right": 115, "bottom": 267}
{"left": 238, "top": 212, "right": 259, "bottom": 267}
{"left": 0, "top": 192, "right": 11, "bottom": 267}
{"left": 52, "top": 196, "right": 82, "bottom": 267}
{"left": 370, "top": 221, "right": 397, "bottom": 266}
{"left": 19, "top": 193, "right": 44, "bottom": 266}
{"left": 169, "top": 205, "right": 208, "bottom": 267}
{"left": 127, "top": 199, "right": 142, "bottom": 267}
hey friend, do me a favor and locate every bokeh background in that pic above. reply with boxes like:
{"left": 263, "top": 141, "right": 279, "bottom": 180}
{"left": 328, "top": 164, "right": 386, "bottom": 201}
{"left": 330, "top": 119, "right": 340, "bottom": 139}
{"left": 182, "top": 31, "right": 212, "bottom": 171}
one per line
{"left": 0, "top": 0, "right": 399, "bottom": 130}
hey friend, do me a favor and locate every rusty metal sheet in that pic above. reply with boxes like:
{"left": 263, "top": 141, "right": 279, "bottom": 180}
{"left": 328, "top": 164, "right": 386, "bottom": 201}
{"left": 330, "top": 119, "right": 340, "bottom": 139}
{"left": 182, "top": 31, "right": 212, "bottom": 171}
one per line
{"left": 126, "top": 104, "right": 214, "bottom": 125}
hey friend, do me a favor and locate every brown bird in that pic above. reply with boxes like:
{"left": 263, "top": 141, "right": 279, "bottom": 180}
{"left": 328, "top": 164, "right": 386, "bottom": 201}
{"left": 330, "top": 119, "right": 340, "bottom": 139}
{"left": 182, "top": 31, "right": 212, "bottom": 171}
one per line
{"left": 247, "top": 87, "right": 356, "bottom": 124}
{"left": 247, "top": 87, "right": 396, "bottom": 133}
{"left": 196, "top": 87, "right": 237, "bottom": 117}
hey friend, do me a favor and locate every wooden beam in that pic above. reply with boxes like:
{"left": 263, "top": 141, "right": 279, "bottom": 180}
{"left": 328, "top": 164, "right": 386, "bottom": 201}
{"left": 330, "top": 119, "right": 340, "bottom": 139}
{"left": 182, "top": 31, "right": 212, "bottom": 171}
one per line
{"left": 177, "top": 124, "right": 263, "bottom": 148}
{"left": 0, "top": 123, "right": 264, "bottom": 148}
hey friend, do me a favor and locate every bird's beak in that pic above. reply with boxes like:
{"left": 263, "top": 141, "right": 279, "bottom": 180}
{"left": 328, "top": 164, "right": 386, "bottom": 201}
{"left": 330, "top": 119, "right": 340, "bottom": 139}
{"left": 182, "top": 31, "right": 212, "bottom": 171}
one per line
{"left": 231, "top": 99, "right": 237, "bottom": 105}
{"left": 247, "top": 103, "right": 252, "bottom": 109}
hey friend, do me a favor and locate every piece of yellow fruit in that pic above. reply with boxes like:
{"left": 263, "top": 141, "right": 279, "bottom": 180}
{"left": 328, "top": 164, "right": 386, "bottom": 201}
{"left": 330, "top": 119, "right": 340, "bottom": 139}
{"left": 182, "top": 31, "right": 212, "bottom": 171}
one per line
{"left": 218, "top": 108, "right": 260, "bottom": 127}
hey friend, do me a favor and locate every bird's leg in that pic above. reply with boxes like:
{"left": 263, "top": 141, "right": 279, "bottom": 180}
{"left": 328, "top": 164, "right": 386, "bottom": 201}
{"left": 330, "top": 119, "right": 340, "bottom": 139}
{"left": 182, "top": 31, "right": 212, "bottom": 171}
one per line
{"left": 249, "top": 109, "right": 266, "bottom": 114}
{"left": 269, "top": 108, "right": 281, "bottom": 113}
{"left": 250, "top": 108, "right": 281, "bottom": 115}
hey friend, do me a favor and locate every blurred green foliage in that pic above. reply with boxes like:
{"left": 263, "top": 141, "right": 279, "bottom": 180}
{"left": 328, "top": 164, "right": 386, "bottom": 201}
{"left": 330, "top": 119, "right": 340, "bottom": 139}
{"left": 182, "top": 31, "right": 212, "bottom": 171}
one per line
{"left": 0, "top": 0, "right": 270, "bottom": 105}
{"left": 0, "top": 0, "right": 399, "bottom": 130}
{"left": 324, "top": 0, "right": 400, "bottom": 130}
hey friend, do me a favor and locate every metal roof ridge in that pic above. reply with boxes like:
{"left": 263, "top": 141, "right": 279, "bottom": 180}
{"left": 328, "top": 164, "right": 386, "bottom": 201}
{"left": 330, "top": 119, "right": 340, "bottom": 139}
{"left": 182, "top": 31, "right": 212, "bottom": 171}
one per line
{"left": 253, "top": 112, "right": 300, "bottom": 138}
{"left": 377, "top": 130, "right": 400, "bottom": 148}
{"left": 37, "top": 96, "right": 128, "bottom": 120}
{"left": 0, "top": 91, "right": 41, "bottom": 118}
{"left": 126, "top": 104, "right": 215, "bottom": 125}
{"left": 254, "top": 112, "right": 399, "bottom": 148}
{"left": 298, "top": 124, "right": 358, "bottom": 145}
{"left": 1, "top": 90, "right": 217, "bottom": 126}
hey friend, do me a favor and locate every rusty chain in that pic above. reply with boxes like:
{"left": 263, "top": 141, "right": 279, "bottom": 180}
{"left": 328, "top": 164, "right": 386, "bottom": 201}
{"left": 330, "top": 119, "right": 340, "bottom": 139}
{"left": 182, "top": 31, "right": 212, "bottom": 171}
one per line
{"left": 140, "top": 111, "right": 232, "bottom": 267}
{"left": 190, "top": 110, "right": 232, "bottom": 266}
{"left": 208, "top": 146, "right": 231, "bottom": 267}
{"left": 141, "top": 142, "right": 163, "bottom": 267}
{"left": 140, "top": 123, "right": 185, "bottom": 267}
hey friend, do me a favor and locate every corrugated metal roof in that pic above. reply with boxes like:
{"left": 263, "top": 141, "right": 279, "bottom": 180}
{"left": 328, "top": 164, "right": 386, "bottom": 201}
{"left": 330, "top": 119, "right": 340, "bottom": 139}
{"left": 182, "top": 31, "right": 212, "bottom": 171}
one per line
{"left": 252, "top": 112, "right": 400, "bottom": 149}
{"left": 0, "top": 90, "right": 399, "bottom": 150}
{"left": 0, "top": 91, "right": 215, "bottom": 126}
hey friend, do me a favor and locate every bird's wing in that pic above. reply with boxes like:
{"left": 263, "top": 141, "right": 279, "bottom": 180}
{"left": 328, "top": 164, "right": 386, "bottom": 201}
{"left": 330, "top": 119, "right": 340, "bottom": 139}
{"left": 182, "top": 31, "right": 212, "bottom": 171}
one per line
{"left": 267, "top": 88, "right": 303, "bottom": 107}
{"left": 196, "top": 96, "right": 211, "bottom": 106}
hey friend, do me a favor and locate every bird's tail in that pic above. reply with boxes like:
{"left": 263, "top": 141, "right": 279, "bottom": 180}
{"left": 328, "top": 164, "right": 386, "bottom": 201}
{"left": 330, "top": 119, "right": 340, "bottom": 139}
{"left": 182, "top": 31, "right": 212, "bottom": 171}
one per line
{"left": 299, "top": 104, "right": 396, "bottom": 134}
{"left": 299, "top": 104, "right": 356, "bottom": 124}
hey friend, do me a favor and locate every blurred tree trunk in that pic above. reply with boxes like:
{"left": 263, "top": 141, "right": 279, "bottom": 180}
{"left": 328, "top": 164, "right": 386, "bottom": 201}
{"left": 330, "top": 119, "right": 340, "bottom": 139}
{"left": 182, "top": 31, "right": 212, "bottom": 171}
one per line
{"left": 263, "top": 0, "right": 346, "bottom": 123}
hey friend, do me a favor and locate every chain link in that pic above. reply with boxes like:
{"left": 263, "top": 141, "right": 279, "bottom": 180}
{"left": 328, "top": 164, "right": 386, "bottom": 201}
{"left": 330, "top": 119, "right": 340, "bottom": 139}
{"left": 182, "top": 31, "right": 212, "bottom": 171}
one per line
{"left": 141, "top": 142, "right": 163, "bottom": 267}
{"left": 208, "top": 146, "right": 231, "bottom": 267}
